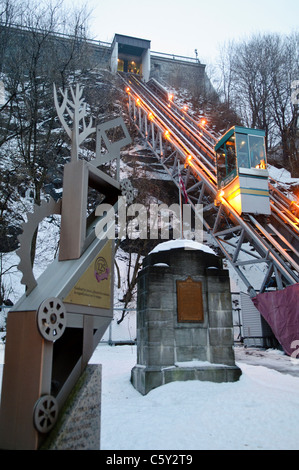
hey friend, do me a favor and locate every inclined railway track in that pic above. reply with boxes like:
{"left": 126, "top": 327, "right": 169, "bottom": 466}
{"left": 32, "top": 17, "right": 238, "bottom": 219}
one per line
{"left": 120, "top": 73, "right": 299, "bottom": 293}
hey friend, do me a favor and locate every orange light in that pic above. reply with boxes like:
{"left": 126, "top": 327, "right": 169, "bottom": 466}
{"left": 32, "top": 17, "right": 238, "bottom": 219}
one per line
{"left": 182, "top": 105, "right": 188, "bottom": 112}
{"left": 136, "top": 98, "right": 140, "bottom": 106}
{"left": 164, "top": 130, "right": 170, "bottom": 139}
{"left": 126, "top": 87, "right": 130, "bottom": 92}
{"left": 168, "top": 93, "right": 174, "bottom": 101}
{"left": 184, "top": 154, "right": 193, "bottom": 168}
{"left": 220, "top": 189, "right": 225, "bottom": 198}
{"left": 148, "top": 112, "right": 154, "bottom": 120}
{"left": 200, "top": 118, "right": 206, "bottom": 126}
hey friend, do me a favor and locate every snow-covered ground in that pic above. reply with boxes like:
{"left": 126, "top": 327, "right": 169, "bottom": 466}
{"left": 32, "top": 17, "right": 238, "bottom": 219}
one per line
{"left": 1, "top": 342, "right": 299, "bottom": 450}
{"left": 89, "top": 343, "right": 299, "bottom": 450}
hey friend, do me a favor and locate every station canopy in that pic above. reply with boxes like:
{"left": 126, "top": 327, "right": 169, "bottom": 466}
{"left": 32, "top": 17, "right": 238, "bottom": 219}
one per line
{"left": 112, "top": 34, "right": 151, "bottom": 75}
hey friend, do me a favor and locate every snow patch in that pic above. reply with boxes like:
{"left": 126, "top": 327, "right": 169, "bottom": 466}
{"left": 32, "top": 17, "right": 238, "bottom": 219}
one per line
{"left": 149, "top": 239, "right": 216, "bottom": 255}
{"left": 175, "top": 360, "right": 231, "bottom": 368}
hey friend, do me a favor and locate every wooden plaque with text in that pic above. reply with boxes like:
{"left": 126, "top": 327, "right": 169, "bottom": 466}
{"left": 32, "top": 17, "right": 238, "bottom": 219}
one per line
{"left": 176, "top": 277, "right": 204, "bottom": 323}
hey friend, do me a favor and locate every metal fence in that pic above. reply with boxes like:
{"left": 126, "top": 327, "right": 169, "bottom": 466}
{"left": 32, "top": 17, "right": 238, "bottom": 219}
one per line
{"left": 100, "top": 308, "right": 137, "bottom": 346}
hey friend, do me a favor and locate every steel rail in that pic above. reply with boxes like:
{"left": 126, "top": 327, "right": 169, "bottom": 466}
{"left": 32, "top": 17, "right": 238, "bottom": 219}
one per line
{"left": 141, "top": 77, "right": 216, "bottom": 157}
{"left": 146, "top": 78, "right": 217, "bottom": 150}
{"left": 127, "top": 86, "right": 217, "bottom": 185}
{"left": 126, "top": 75, "right": 216, "bottom": 169}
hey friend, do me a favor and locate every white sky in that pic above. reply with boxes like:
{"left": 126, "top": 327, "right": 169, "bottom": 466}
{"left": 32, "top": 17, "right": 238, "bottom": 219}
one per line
{"left": 72, "top": 0, "right": 298, "bottom": 65}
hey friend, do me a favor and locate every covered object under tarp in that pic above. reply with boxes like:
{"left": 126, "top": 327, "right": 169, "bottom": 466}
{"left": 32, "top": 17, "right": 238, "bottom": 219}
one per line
{"left": 252, "top": 284, "right": 299, "bottom": 356}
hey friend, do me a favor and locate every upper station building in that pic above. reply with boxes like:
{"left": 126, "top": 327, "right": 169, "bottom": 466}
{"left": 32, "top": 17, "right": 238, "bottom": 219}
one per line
{"left": 111, "top": 34, "right": 151, "bottom": 81}
{"left": 109, "top": 33, "right": 211, "bottom": 95}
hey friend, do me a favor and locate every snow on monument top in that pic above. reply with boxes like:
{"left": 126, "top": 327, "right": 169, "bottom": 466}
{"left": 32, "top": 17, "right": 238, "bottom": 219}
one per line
{"left": 149, "top": 239, "right": 216, "bottom": 255}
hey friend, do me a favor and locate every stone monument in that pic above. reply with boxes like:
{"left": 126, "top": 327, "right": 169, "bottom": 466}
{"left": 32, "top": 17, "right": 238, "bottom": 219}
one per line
{"left": 131, "top": 240, "right": 241, "bottom": 395}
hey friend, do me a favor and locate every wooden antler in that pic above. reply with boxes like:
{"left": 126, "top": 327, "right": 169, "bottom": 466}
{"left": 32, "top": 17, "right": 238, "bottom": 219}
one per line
{"left": 54, "top": 83, "right": 96, "bottom": 161}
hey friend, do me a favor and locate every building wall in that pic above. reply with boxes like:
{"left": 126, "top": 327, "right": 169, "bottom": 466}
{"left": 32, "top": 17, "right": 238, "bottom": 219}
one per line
{"left": 150, "top": 54, "right": 206, "bottom": 91}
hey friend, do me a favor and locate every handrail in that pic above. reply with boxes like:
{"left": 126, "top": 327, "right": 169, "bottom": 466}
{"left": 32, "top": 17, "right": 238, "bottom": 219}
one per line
{"left": 151, "top": 50, "right": 200, "bottom": 64}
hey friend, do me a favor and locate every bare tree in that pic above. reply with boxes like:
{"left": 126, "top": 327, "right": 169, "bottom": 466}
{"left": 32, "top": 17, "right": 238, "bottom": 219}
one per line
{"left": 0, "top": 0, "right": 94, "bottom": 263}
{"left": 216, "top": 40, "right": 236, "bottom": 109}
{"left": 269, "top": 32, "right": 299, "bottom": 169}
{"left": 216, "top": 32, "right": 299, "bottom": 169}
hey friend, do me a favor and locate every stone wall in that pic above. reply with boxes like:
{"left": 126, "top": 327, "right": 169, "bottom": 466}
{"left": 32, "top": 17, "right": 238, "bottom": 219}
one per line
{"left": 150, "top": 54, "right": 209, "bottom": 95}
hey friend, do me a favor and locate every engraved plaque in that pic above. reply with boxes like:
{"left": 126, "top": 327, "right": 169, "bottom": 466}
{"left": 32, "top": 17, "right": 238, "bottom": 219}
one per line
{"left": 176, "top": 277, "right": 204, "bottom": 323}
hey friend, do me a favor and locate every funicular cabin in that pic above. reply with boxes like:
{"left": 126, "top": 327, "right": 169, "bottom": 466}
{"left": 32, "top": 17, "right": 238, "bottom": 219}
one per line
{"left": 215, "top": 126, "right": 271, "bottom": 216}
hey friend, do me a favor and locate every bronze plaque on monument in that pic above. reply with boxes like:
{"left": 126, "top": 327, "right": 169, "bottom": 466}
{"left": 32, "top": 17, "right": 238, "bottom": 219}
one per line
{"left": 176, "top": 277, "right": 204, "bottom": 322}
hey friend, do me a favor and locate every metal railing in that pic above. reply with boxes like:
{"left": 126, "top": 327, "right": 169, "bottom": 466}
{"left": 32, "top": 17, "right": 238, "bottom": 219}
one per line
{"left": 0, "top": 21, "right": 111, "bottom": 48}
{"left": 100, "top": 308, "right": 137, "bottom": 346}
{"left": 151, "top": 50, "right": 200, "bottom": 64}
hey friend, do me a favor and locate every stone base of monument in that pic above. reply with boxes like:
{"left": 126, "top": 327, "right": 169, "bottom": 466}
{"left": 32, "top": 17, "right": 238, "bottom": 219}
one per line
{"left": 132, "top": 362, "right": 241, "bottom": 396}
{"left": 41, "top": 365, "right": 101, "bottom": 450}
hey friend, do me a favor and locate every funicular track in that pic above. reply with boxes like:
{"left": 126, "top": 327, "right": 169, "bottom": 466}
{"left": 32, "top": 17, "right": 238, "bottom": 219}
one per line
{"left": 120, "top": 73, "right": 299, "bottom": 295}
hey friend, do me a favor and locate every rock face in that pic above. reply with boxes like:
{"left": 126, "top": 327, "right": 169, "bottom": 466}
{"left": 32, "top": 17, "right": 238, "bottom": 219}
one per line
{"left": 131, "top": 241, "right": 241, "bottom": 395}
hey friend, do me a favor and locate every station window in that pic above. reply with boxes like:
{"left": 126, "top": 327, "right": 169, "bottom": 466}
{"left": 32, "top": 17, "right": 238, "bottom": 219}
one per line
{"left": 249, "top": 135, "right": 266, "bottom": 169}
{"left": 236, "top": 134, "right": 250, "bottom": 168}
{"left": 235, "top": 133, "right": 266, "bottom": 169}
{"left": 117, "top": 59, "right": 124, "bottom": 72}
{"left": 216, "top": 147, "right": 226, "bottom": 185}
{"left": 216, "top": 139, "right": 237, "bottom": 187}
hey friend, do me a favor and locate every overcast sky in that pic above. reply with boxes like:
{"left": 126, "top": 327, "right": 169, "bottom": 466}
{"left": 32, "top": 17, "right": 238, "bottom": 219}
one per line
{"left": 73, "top": 0, "right": 298, "bottom": 65}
